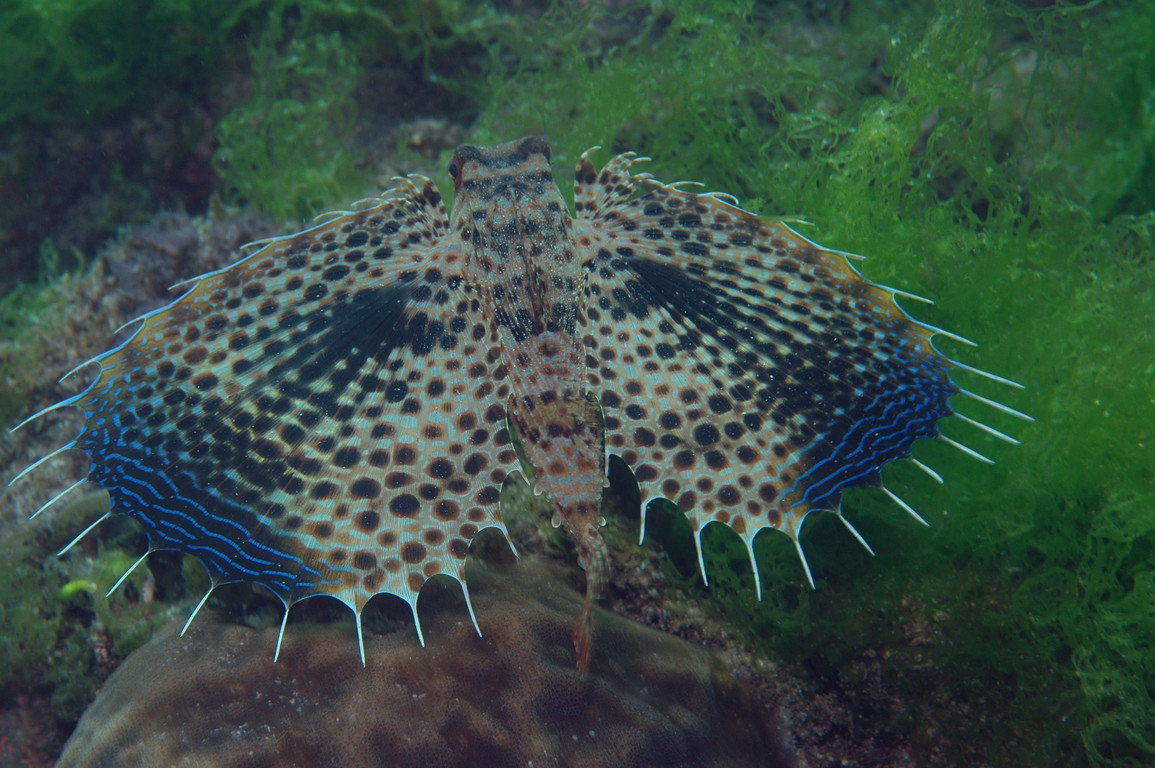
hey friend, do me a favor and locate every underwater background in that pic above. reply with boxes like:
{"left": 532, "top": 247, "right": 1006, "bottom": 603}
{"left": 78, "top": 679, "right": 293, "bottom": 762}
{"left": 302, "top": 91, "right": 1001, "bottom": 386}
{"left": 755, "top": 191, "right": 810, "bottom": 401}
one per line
{"left": 0, "top": 0, "right": 1151, "bottom": 765}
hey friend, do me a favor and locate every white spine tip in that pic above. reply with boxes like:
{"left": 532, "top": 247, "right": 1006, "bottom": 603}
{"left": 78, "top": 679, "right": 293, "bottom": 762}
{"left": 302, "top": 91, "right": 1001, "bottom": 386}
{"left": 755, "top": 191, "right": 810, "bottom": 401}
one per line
{"left": 744, "top": 539, "right": 763, "bottom": 602}
{"left": 940, "top": 434, "right": 996, "bottom": 464}
{"left": 59, "top": 359, "right": 98, "bottom": 384}
{"left": 693, "top": 527, "right": 709, "bottom": 587}
{"left": 355, "top": 612, "right": 367, "bottom": 668}
{"left": 917, "top": 322, "right": 977, "bottom": 347}
{"left": 31, "top": 478, "right": 87, "bottom": 520}
{"left": 56, "top": 511, "right": 111, "bottom": 557}
{"left": 891, "top": 287, "right": 934, "bottom": 305}
{"left": 958, "top": 388, "right": 1035, "bottom": 422}
{"left": 948, "top": 359, "right": 1025, "bottom": 389}
{"left": 181, "top": 588, "right": 214, "bottom": 637}
{"left": 13, "top": 399, "right": 75, "bottom": 433}
{"left": 274, "top": 605, "right": 290, "bottom": 663}
{"left": 792, "top": 536, "right": 816, "bottom": 590}
{"left": 911, "top": 458, "right": 945, "bottom": 484}
{"left": 106, "top": 552, "right": 150, "bottom": 598}
{"left": 955, "top": 413, "right": 1021, "bottom": 445}
{"left": 410, "top": 601, "right": 426, "bottom": 648}
{"left": 461, "top": 580, "right": 483, "bottom": 638}
{"left": 836, "top": 513, "right": 877, "bottom": 555}
{"left": 882, "top": 486, "right": 930, "bottom": 527}
{"left": 8, "top": 441, "right": 77, "bottom": 487}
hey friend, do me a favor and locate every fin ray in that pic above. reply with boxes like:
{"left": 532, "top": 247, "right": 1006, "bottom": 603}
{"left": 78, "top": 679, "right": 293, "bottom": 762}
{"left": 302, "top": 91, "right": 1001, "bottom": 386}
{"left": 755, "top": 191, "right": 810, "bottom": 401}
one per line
{"left": 461, "top": 579, "right": 482, "bottom": 638}
{"left": 836, "top": 512, "right": 877, "bottom": 554}
{"left": 940, "top": 434, "right": 995, "bottom": 464}
{"left": 744, "top": 536, "right": 763, "bottom": 601}
{"left": 354, "top": 611, "right": 366, "bottom": 667}
{"left": 958, "top": 387, "right": 1034, "bottom": 421}
{"left": 693, "top": 526, "right": 709, "bottom": 587}
{"left": 57, "top": 512, "right": 111, "bottom": 556}
{"left": 882, "top": 486, "right": 930, "bottom": 527}
{"left": 946, "top": 358, "right": 1025, "bottom": 389}
{"left": 954, "top": 412, "right": 1021, "bottom": 445}
{"left": 911, "top": 457, "right": 944, "bottom": 484}
{"left": 791, "top": 535, "right": 816, "bottom": 590}
{"left": 31, "top": 478, "right": 86, "bottom": 520}
{"left": 181, "top": 587, "right": 214, "bottom": 637}
{"left": 8, "top": 441, "right": 76, "bottom": 487}
{"left": 106, "top": 552, "right": 151, "bottom": 598}
{"left": 274, "top": 602, "right": 290, "bottom": 663}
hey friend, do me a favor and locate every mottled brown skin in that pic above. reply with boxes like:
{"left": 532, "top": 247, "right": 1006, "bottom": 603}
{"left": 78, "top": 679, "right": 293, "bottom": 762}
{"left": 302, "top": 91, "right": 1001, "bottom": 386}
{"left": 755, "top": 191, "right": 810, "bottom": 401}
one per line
{"left": 449, "top": 138, "right": 610, "bottom": 671}
{"left": 34, "top": 133, "right": 989, "bottom": 673}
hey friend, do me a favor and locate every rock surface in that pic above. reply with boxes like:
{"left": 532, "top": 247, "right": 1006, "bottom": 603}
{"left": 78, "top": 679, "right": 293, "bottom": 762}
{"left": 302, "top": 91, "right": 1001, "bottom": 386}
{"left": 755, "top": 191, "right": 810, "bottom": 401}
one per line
{"left": 57, "top": 560, "right": 797, "bottom": 768}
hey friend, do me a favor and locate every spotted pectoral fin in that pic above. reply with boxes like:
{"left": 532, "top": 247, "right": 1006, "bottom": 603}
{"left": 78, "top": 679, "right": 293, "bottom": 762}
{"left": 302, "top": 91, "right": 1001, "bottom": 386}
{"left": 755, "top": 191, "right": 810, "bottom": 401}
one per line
{"left": 573, "top": 149, "right": 973, "bottom": 588}
{"left": 65, "top": 174, "right": 522, "bottom": 634}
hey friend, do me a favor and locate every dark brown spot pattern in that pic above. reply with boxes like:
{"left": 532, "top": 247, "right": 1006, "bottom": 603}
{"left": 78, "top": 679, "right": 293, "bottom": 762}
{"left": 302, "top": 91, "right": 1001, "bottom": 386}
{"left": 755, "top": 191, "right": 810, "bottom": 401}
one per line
{"left": 64, "top": 170, "right": 523, "bottom": 637}
{"left": 572, "top": 144, "right": 966, "bottom": 592}
{"left": 37, "top": 136, "right": 1008, "bottom": 658}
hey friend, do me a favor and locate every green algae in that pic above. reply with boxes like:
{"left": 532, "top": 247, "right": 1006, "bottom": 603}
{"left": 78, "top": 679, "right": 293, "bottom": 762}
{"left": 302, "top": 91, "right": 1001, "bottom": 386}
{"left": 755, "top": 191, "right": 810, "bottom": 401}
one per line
{"left": 206, "top": 1, "right": 543, "bottom": 221}
{"left": 212, "top": 16, "right": 364, "bottom": 222}
{"left": 1, "top": 1, "right": 1152, "bottom": 765}
{"left": 0, "top": 0, "right": 407, "bottom": 130}
{"left": 0, "top": 0, "right": 230, "bottom": 128}
{"left": 458, "top": 1, "right": 1154, "bottom": 765}
{"left": 691, "top": 4, "right": 1151, "bottom": 766}
{"left": 0, "top": 244, "right": 86, "bottom": 426}
{"left": 0, "top": 490, "right": 181, "bottom": 720}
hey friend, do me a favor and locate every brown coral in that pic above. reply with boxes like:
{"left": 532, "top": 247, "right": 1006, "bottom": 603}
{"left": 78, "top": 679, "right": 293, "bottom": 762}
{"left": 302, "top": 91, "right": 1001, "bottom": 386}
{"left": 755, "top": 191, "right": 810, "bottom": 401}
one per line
{"left": 56, "top": 560, "right": 797, "bottom": 768}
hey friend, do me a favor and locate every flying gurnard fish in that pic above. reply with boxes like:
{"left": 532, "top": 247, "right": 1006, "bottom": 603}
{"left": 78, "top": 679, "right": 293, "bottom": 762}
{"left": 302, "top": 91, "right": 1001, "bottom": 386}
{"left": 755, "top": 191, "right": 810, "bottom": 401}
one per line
{"left": 12, "top": 137, "right": 1029, "bottom": 673}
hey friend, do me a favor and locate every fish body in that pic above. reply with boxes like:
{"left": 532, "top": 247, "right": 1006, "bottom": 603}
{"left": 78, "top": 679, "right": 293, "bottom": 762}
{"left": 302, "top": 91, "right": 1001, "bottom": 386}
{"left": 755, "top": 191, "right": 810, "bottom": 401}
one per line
{"left": 450, "top": 139, "right": 609, "bottom": 668}
{"left": 14, "top": 137, "right": 1027, "bottom": 668}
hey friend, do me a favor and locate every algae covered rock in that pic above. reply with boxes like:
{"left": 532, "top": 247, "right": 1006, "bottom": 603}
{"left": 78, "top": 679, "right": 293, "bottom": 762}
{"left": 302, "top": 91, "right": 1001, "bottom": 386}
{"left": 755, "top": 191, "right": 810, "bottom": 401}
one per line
{"left": 57, "top": 561, "right": 796, "bottom": 768}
